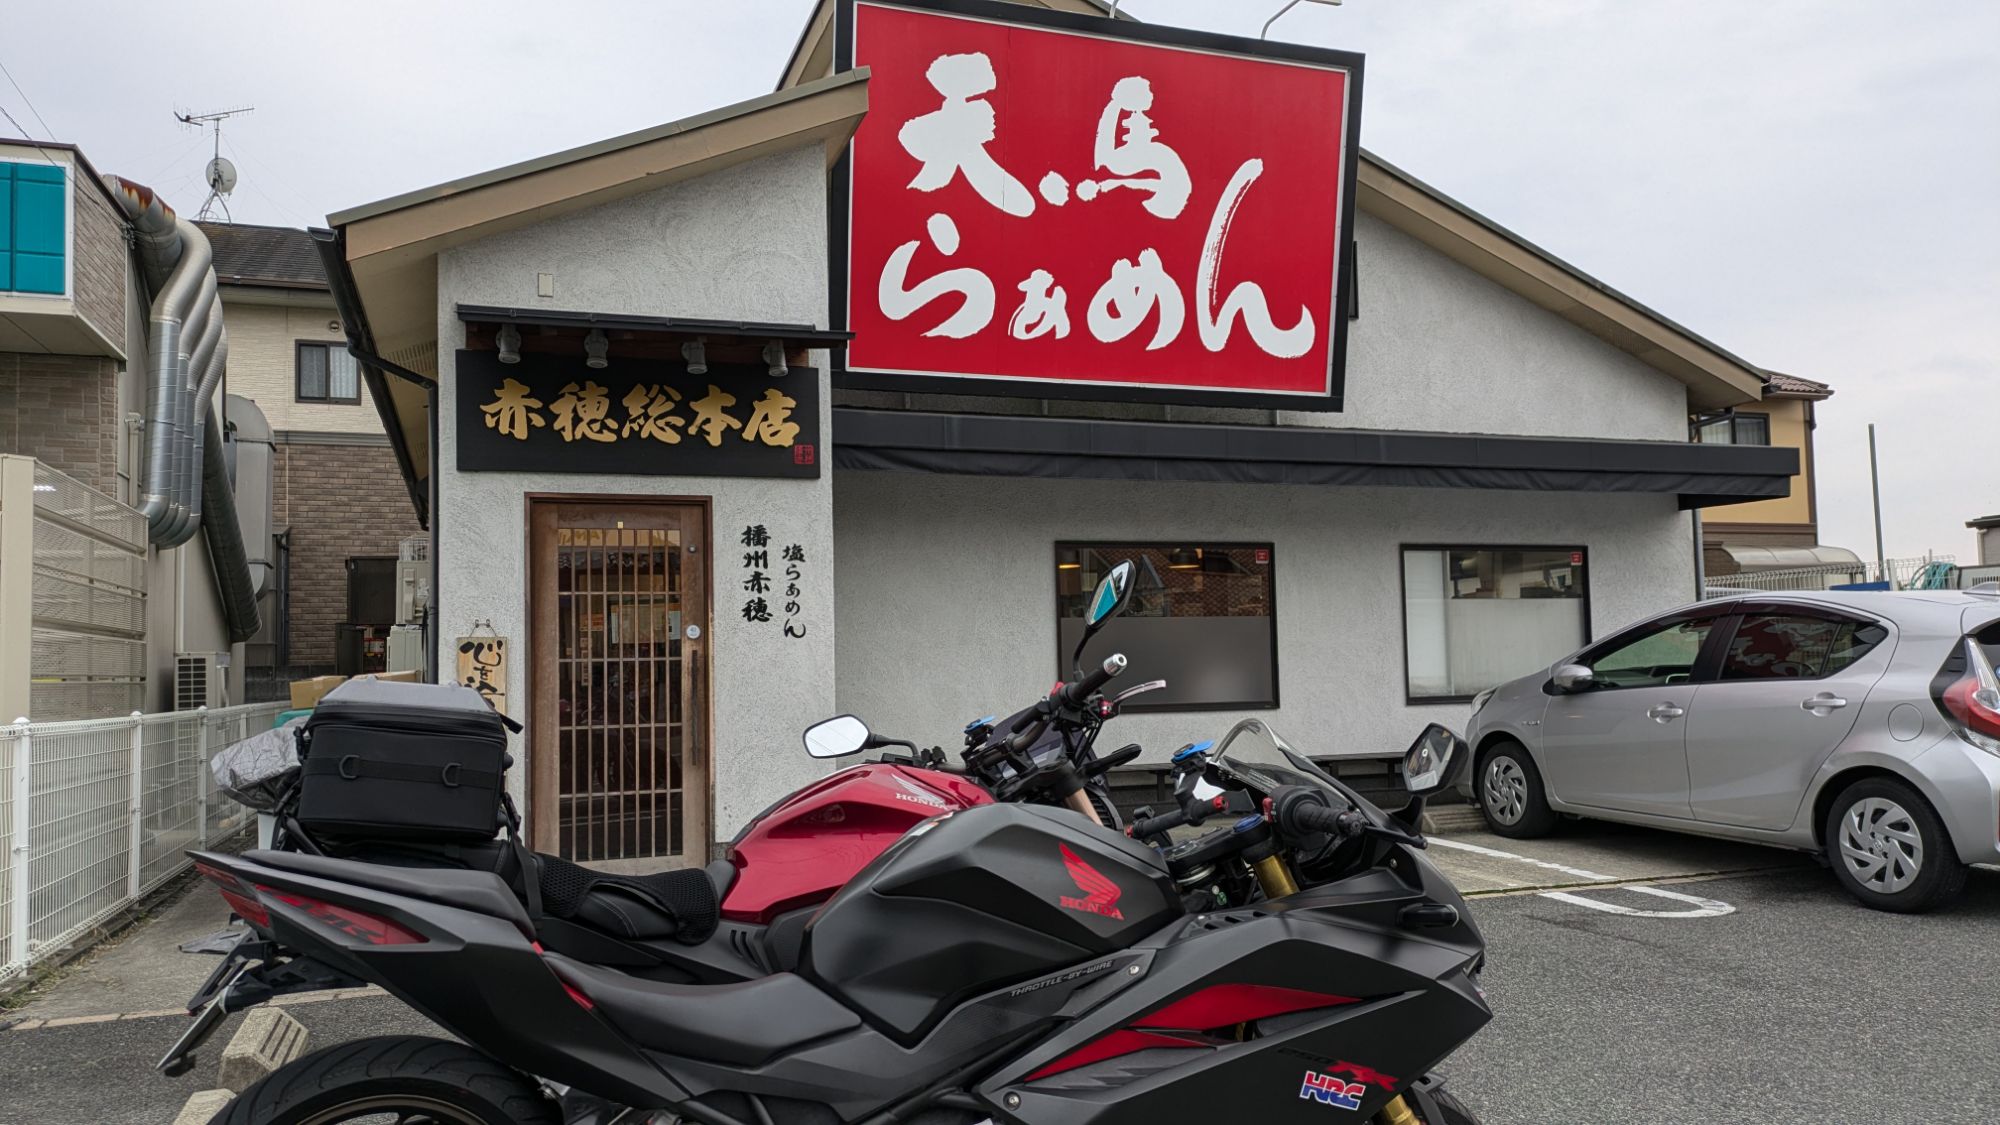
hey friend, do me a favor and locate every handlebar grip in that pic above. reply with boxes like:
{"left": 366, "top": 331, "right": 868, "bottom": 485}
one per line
{"left": 1128, "top": 806, "right": 1188, "bottom": 839}
{"left": 1062, "top": 653, "right": 1128, "bottom": 706}
{"left": 1286, "top": 800, "right": 1365, "bottom": 839}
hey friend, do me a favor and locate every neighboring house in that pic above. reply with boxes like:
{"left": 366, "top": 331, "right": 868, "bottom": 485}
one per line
{"left": 198, "top": 222, "right": 424, "bottom": 694}
{"left": 1696, "top": 370, "right": 1862, "bottom": 578}
{"left": 1969, "top": 514, "right": 1999, "bottom": 567}
{"left": 0, "top": 138, "right": 259, "bottom": 717}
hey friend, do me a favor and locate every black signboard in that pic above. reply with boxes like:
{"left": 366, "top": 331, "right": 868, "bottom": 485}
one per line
{"left": 455, "top": 350, "right": 821, "bottom": 479}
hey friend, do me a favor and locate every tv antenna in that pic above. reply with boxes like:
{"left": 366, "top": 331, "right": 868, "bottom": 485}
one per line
{"left": 174, "top": 105, "right": 253, "bottom": 222}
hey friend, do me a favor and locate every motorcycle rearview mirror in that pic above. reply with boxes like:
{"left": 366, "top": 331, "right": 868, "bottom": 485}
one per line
{"left": 1073, "top": 560, "right": 1137, "bottom": 674}
{"left": 803, "top": 714, "right": 871, "bottom": 760}
{"left": 1401, "top": 723, "right": 1466, "bottom": 796}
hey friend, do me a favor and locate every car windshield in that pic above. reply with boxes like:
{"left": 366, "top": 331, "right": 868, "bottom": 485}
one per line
{"left": 1211, "top": 718, "right": 1342, "bottom": 798}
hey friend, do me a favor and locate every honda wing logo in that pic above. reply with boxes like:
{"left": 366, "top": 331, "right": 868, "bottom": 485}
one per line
{"left": 1058, "top": 844, "right": 1125, "bottom": 920}
{"left": 890, "top": 774, "right": 947, "bottom": 809}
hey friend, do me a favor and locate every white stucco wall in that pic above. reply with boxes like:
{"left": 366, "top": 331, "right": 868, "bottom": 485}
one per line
{"left": 1289, "top": 212, "right": 1691, "bottom": 440}
{"left": 434, "top": 145, "right": 836, "bottom": 839}
{"left": 834, "top": 471, "right": 1695, "bottom": 765}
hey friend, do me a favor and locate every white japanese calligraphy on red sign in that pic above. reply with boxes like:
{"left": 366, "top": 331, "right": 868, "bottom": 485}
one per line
{"left": 843, "top": 1, "right": 1358, "bottom": 404}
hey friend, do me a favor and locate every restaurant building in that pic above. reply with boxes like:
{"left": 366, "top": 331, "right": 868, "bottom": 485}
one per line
{"left": 317, "top": 0, "right": 1795, "bottom": 867}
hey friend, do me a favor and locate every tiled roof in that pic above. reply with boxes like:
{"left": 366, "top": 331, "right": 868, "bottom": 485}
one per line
{"left": 196, "top": 221, "right": 328, "bottom": 290}
{"left": 1762, "top": 370, "right": 1833, "bottom": 398}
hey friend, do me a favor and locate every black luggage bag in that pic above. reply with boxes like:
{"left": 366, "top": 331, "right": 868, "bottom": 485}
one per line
{"left": 296, "top": 678, "right": 510, "bottom": 843}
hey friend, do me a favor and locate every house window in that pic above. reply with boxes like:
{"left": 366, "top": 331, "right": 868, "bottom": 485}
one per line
{"left": 1, "top": 161, "right": 67, "bottom": 295}
{"left": 1055, "top": 544, "right": 1276, "bottom": 711}
{"left": 1402, "top": 546, "right": 1589, "bottom": 701}
{"left": 296, "top": 341, "right": 360, "bottom": 403}
{"left": 1696, "top": 412, "right": 1770, "bottom": 446}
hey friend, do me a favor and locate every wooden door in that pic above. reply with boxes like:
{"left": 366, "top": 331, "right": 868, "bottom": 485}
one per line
{"left": 529, "top": 497, "right": 709, "bottom": 868}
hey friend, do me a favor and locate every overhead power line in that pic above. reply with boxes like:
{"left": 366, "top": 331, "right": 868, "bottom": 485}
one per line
{"left": 0, "top": 55, "right": 54, "bottom": 140}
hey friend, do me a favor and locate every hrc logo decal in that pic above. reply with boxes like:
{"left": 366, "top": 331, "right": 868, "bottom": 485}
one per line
{"left": 1300, "top": 1071, "right": 1366, "bottom": 1111}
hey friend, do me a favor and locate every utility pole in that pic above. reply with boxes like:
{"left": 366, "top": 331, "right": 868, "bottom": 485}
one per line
{"left": 1868, "top": 423, "right": 1887, "bottom": 581}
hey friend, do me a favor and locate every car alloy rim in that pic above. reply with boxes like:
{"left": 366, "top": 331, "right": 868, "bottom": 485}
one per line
{"left": 1482, "top": 757, "right": 1527, "bottom": 825}
{"left": 1837, "top": 797, "right": 1923, "bottom": 895}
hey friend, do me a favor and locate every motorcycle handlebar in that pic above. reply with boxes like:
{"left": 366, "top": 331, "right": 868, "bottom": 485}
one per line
{"left": 1275, "top": 788, "right": 1367, "bottom": 840}
{"left": 1127, "top": 806, "right": 1188, "bottom": 839}
{"left": 1062, "top": 653, "right": 1127, "bottom": 707}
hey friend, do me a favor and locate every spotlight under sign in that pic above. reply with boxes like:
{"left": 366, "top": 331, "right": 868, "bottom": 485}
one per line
{"left": 832, "top": 0, "right": 1364, "bottom": 411}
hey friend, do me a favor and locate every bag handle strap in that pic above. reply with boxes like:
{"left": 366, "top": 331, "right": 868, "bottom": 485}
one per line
{"left": 499, "top": 790, "right": 542, "bottom": 923}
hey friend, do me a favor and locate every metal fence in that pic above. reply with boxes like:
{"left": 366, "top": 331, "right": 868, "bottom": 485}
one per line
{"left": 1, "top": 701, "right": 286, "bottom": 981}
{"left": 1706, "top": 555, "right": 1954, "bottom": 597}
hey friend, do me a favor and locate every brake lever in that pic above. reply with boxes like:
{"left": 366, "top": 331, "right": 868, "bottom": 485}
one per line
{"left": 1110, "top": 679, "right": 1167, "bottom": 704}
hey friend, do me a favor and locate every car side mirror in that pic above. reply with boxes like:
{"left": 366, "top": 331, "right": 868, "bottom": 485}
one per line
{"left": 803, "top": 714, "right": 870, "bottom": 760}
{"left": 1551, "top": 663, "right": 1596, "bottom": 694}
{"left": 1402, "top": 723, "right": 1465, "bottom": 796}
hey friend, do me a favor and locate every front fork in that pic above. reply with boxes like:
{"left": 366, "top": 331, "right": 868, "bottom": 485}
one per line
{"left": 1249, "top": 853, "right": 1426, "bottom": 1125}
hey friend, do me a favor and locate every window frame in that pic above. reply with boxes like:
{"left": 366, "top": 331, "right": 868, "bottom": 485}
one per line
{"left": 0, "top": 157, "right": 73, "bottom": 299}
{"left": 1399, "top": 543, "right": 1593, "bottom": 705}
{"left": 1706, "top": 600, "right": 1893, "bottom": 685}
{"left": 1697, "top": 410, "right": 1771, "bottom": 447}
{"left": 1051, "top": 540, "right": 1280, "bottom": 714}
{"left": 294, "top": 339, "right": 362, "bottom": 405}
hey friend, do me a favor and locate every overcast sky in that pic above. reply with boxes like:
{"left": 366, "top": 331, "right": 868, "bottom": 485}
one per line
{"left": 2, "top": 0, "right": 1992, "bottom": 561}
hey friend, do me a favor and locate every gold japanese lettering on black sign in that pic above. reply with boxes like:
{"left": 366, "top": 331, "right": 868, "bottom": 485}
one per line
{"left": 456, "top": 351, "right": 820, "bottom": 479}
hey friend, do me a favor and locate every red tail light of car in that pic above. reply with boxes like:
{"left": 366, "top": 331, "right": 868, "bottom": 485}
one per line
{"left": 1940, "top": 637, "right": 2000, "bottom": 754}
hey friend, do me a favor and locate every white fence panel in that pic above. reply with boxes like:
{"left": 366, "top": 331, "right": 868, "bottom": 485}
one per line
{"left": 0, "top": 701, "right": 285, "bottom": 981}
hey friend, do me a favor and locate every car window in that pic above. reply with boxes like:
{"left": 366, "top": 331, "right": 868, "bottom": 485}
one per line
{"left": 1585, "top": 617, "right": 1720, "bottom": 690}
{"left": 1720, "top": 613, "right": 1888, "bottom": 681}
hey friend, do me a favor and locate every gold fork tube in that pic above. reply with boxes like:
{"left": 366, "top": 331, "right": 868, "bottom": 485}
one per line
{"left": 1251, "top": 854, "right": 1299, "bottom": 899}
{"left": 1376, "top": 1094, "right": 1422, "bottom": 1125}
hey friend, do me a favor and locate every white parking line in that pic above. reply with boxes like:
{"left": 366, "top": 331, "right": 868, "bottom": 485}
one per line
{"left": 1430, "top": 838, "right": 1736, "bottom": 918}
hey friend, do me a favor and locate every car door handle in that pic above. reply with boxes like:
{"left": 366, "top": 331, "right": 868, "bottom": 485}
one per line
{"left": 1646, "top": 703, "right": 1685, "bottom": 722}
{"left": 1801, "top": 694, "right": 1848, "bottom": 713}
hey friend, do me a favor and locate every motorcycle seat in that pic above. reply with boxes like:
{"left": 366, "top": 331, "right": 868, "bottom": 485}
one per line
{"left": 534, "top": 853, "right": 721, "bottom": 944}
{"left": 543, "top": 953, "right": 859, "bottom": 1066}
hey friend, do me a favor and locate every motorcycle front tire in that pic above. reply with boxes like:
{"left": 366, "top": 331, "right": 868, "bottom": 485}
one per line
{"left": 215, "top": 1035, "right": 558, "bottom": 1125}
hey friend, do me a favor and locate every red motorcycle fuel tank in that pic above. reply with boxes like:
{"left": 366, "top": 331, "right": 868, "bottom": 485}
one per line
{"left": 719, "top": 764, "right": 992, "bottom": 923}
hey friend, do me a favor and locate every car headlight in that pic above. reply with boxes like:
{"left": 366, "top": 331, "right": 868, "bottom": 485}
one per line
{"left": 1470, "top": 688, "right": 1495, "bottom": 717}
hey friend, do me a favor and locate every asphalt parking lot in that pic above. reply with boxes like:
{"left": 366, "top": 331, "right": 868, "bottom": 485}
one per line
{"left": 5, "top": 820, "right": 1998, "bottom": 1125}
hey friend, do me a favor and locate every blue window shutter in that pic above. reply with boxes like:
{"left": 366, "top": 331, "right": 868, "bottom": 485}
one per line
{"left": 3, "top": 161, "right": 66, "bottom": 295}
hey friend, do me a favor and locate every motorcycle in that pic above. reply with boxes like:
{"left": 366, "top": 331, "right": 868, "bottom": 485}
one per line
{"left": 163, "top": 564, "right": 1491, "bottom": 1124}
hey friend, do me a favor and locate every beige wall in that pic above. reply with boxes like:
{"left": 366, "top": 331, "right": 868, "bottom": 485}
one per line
{"left": 219, "top": 293, "right": 386, "bottom": 434}
{"left": 1704, "top": 396, "right": 1814, "bottom": 529}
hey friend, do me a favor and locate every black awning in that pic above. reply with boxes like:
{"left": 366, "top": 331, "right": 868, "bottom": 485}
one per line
{"left": 830, "top": 409, "right": 1798, "bottom": 510}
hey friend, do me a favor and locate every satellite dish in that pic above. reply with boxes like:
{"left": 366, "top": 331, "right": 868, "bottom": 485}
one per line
{"left": 205, "top": 156, "right": 238, "bottom": 195}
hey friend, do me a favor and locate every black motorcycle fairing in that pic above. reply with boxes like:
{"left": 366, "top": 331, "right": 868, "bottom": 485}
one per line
{"left": 805, "top": 804, "right": 1181, "bottom": 1043}
{"left": 190, "top": 850, "right": 691, "bottom": 1110}
{"left": 976, "top": 893, "right": 1490, "bottom": 1125}
{"left": 244, "top": 848, "right": 535, "bottom": 936}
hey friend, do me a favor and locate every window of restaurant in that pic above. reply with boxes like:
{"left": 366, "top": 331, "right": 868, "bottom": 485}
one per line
{"left": 1402, "top": 546, "right": 1589, "bottom": 701}
{"left": 1055, "top": 544, "right": 1277, "bottom": 711}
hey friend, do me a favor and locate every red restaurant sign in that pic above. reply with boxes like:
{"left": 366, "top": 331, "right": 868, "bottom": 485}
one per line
{"left": 835, "top": 0, "right": 1364, "bottom": 410}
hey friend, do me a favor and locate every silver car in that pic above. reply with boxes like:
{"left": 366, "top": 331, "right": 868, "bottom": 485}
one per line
{"left": 1461, "top": 590, "right": 2000, "bottom": 912}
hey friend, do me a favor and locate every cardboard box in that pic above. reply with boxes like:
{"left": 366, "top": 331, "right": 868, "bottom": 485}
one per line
{"left": 287, "top": 675, "right": 348, "bottom": 710}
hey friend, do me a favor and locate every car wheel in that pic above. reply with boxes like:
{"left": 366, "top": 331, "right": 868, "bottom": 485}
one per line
{"left": 1477, "top": 741, "right": 1557, "bottom": 838}
{"left": 1823, "top": 777, "right": 1967, "bottom": 913}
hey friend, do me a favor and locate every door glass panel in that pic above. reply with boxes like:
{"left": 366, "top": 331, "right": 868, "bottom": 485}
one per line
{"left": 554, "top": 524, "right": 685, "bottom": 862}
{"left": 1720, "top": 614, "right": 1887, "bottom": 681}
{"left": 1586, "top": 618, "right": 1718, "bottom": 690}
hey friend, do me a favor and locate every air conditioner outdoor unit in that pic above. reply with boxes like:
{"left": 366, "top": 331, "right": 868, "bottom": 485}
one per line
{"left": 175, "top": 652, "right": 228, "bottom": 711}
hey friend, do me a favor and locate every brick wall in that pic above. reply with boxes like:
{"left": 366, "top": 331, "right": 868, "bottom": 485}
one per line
{"left": 71, "top": 176, "right": 127, "bottom": 346}
{"left": 0, "top": 352, "right": 120, "bottom": 492}
{"left": 271, "top": 436, "right": 424, "bottom": 667}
